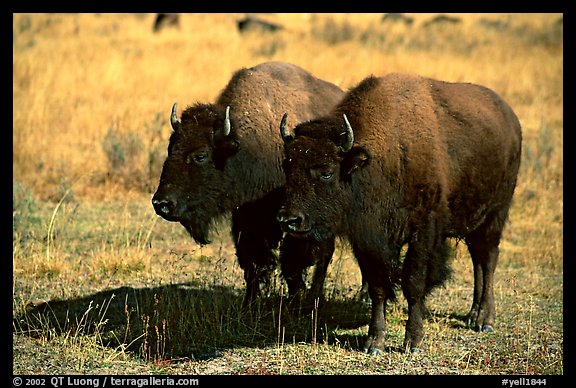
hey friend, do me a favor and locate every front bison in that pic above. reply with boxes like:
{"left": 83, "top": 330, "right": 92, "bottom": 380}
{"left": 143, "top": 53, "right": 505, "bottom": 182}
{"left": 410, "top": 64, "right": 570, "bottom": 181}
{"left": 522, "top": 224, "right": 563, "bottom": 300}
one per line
{"left": 278, "top": 73, "right": 522, "bottom": 354}
{"left": 152, "top": 61, "right": 344, "bottom": 310}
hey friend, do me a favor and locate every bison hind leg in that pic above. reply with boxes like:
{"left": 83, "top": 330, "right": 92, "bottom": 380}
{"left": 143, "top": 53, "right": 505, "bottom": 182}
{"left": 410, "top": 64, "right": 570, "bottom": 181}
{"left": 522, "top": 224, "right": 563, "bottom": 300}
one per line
{"left": 464, "top": 207, "right": 510, "bottom": 331}
{"left": 465, "top": 236, "right": 500, "bottom": 331}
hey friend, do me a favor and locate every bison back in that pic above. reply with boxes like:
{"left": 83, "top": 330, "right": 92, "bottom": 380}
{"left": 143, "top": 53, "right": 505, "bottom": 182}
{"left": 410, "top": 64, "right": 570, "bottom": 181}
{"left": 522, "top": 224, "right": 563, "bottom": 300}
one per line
{"left": 336, "top": 73, "right": 522, "bottom": 237}
{"left": 217, "top": 61, "right": 344, "bottom": 130}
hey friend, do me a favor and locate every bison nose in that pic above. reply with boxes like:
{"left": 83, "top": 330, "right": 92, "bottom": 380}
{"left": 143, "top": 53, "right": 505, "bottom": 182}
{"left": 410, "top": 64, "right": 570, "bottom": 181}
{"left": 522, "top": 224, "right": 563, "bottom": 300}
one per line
{"left": 277, "top": 208, "right": 306, "bottom": 232}
{"left": 152, "top": 195, "right": 174, "bottom": 217}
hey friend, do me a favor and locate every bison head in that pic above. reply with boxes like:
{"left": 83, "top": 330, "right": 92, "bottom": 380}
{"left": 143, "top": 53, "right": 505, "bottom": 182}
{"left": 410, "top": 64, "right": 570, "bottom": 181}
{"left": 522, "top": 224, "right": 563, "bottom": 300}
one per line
{"left": 151, "top": 103, "right": 240, "bottom": 245}
{"left": 277, "top": 114, "right": 371, "bottom": 241}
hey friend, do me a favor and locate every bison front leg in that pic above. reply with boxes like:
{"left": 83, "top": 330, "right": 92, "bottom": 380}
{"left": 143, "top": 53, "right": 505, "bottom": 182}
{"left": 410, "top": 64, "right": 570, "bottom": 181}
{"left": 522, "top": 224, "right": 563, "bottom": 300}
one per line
{"left": 402, "top": 221, "right": 451, "bottom": 353}
{"left": 232, "top": 203, "right": 283, "bottom": 312}
{"left": 307, "top": 238, "right": 335, "bottom": 308}
{"left": 233, "top": 233, "right": 279, "bottom": 312}
{"left": 280, "top": 236, "right": 335, "bottom": 315}
{"left": 279, "top": 236, "right": 312, "bottom": 310}
{"left": 401, "top": 255, "right": 427, "bottom": 354}
{"left": 239, "top": 256, "right": 278, "bottom": 312}
{"left": 402, "top": 300, "right": 427, "bottom": 354}
{"left": 354, "top": 244, "right": 400, "bottom": 355}
{"left": 241, "top": 261, "right": 276, "bottom": 311}
{"left": 241, "top": 264, "right": 259, "bottom": 311}
{"left": 363, "top": 284, "right": 389, "bottom": 355}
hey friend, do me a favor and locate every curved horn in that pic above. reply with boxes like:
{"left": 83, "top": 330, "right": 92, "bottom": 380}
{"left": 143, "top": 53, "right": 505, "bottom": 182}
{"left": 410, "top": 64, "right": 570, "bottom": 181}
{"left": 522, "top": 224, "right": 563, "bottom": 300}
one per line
{"left": 279, "top": 113, "right": 292, "bottom": 143}
{"left": 170, "top": 103, "right": 180, "bottom": 129}
{"left": 222, "top": 106, "right": 231, "bottom": 137}
{"left": 341, "top": 114, "right": 354, "bottom": 152}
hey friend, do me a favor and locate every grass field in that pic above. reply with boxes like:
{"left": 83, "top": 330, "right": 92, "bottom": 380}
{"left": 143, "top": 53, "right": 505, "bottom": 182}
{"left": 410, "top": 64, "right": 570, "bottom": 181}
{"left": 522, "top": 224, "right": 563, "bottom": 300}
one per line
{"left": 12, "top": 13, "right": 563, "bottom": 375}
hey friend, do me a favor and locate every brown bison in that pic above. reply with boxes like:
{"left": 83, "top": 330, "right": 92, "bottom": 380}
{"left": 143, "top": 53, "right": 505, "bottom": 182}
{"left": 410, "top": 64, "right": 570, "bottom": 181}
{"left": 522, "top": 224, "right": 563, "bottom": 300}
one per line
{"left": 277, "top": 73, "right": 522, "bottom": 354}
{"left": 237, "top": 16, "right": 284, "bottom": 33}
{"left": 152, "top": 61, "right": 344, "bottom": 310}
{"left": 153, "top": 13, "right": 180, "bottom": 33}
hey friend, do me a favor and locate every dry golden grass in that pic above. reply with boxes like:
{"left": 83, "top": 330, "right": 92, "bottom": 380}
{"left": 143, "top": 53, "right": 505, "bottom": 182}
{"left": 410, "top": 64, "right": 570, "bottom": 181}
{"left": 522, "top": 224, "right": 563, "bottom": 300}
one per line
{"left": 13, "top": 13, "right": 563, "bottom": 375}
{"left": 13, "top": 13, "right": 562, "bottom": 198}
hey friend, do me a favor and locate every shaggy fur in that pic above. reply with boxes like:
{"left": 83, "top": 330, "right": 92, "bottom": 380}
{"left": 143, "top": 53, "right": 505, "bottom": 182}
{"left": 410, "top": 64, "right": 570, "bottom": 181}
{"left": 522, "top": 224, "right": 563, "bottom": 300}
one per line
{"left": 278, "top": 73, "right": 522, "bottom": 354}
{"left": 152, "top": 62, "right": 344, "bottom": 309}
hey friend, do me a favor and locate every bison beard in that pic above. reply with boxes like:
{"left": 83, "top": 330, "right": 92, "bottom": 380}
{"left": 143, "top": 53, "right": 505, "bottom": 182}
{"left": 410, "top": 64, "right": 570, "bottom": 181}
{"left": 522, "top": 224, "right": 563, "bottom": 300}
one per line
{"left": 180, "top": 216, "right": 212, "bottom": 247}
{"left": 278, "top": 73, "right": 522, "bottom": 354}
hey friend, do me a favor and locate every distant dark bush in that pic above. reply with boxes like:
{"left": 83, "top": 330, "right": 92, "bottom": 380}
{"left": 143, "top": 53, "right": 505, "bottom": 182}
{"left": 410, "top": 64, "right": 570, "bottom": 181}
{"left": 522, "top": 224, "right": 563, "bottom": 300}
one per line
{"left": 101, "top": 113, "right": 167, "bottom": 193}
{"left": 312, "top": 18, "right": 355, "bottom": 45}
{"left": 252, "top": 38, "right": 286, "bottom": 57}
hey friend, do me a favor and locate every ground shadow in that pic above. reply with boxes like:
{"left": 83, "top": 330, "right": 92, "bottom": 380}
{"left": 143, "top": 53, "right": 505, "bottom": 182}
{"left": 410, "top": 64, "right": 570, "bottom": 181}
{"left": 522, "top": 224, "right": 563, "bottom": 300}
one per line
{"left": 13, "top": 282, "right": 373, "bottom": 361}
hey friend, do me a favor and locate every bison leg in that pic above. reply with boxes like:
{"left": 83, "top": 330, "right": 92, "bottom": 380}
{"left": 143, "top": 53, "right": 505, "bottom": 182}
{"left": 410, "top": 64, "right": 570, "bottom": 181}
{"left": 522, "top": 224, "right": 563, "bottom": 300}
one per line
{"left": 232, "top": 204, "right": 283, "bottom": 311}
{"left": 307, "top": 238, "right": 335, "bottom": 307}
{"left": 238, "top": 251, "right": 277, "bottom": 311}
{"left": 279, "top": 236, "right": 312, "bottom": 305}
{"left": 279, "top": 237, "right": 335, "bottom": 314}
{"left": 401, "top": 249, "right": 428, "bottom": 353}
{"left": 465, "top": 244, "right": 498, "bottom": 332}
{"left": 241, "top": 265, "right": 260, "bottom": 311}
{"left": 402, "top": 220, "right": 451, "bottom": 353}
{"left": 465, "top": 210, "right": 507, "bottom": 331}
{"left": 467, "top": 256, "right": 484, "bottom": 325}
{"left": 353, "top": 245, "right": 399, "bottom": 355}
{"left": 356, "top": 276, "right": 371, "bottom": 306}
{"left": 363, "top": 284, "right": 390, "bottom": 355}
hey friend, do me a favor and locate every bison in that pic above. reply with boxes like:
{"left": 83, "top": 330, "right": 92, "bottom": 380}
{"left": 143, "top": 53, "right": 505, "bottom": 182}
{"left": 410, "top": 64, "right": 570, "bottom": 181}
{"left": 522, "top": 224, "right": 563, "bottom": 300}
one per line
{"left": 237, "top": 16, "right": 284, "bottom": 34}
{"left": 152, "top": 61, "right": 344, "bottom": 310}
{"left": 153, "top": 13, "right": 180, "bottom": 33}
{"left": 277, "top": 73, "right": 522, "bottom": 354}
{"left": 381, "top": 13, "right": 414, "bottom": 26}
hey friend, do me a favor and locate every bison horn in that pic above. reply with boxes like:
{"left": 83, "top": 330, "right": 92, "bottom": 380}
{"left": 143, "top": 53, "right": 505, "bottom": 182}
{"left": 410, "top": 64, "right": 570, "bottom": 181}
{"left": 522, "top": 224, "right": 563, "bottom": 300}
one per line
{"left": 170, "top": 103, "right": 180, "bottom": 129}
{"left": 222, "top": 106, "right": 231, "bottom": 137}
{"left": 341, "top": 114, "right": 354, "bottom": 152}
{"left": 279, "top": 113, "right": 293, "bottom": 143}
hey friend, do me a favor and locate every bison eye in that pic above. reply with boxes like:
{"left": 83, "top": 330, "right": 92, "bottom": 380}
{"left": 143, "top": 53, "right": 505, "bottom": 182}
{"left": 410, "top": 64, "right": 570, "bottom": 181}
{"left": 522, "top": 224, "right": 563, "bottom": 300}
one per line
{"left": 312, "top": 167, "right": 335, "bottom": 181}
{"left": 320, "top": 171, "right": 334, "bottom": 181}
{"left": 186, "top": 152, "right": 209, "bottom": 165}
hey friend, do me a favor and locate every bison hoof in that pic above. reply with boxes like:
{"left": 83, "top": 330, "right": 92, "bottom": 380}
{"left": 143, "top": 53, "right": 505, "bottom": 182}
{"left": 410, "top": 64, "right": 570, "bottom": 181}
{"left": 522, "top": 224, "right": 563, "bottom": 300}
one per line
{"left": 481, "top": 324, "right": 494, "bottom": 332}
{"left": 474, "top": 324, "right": 494, "bottom": 332}
{"left": 364, "top": 347, "right": 383, "bottom": 356}
{"left": 410, "top": 347, "right": 423, "bottom": 355}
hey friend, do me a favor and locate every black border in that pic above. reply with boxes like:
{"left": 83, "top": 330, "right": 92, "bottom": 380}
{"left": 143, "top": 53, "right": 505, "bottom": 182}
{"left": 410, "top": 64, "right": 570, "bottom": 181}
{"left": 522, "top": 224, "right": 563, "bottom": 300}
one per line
{"left": 9, "top": 3, "right": 570, "bottom": 384}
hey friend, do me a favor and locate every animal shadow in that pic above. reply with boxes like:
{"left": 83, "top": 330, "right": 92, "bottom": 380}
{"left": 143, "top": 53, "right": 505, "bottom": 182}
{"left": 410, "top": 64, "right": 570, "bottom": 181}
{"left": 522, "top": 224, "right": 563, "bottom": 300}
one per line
{"left": 13, "top": 283, "right": 371, "bottom": 361}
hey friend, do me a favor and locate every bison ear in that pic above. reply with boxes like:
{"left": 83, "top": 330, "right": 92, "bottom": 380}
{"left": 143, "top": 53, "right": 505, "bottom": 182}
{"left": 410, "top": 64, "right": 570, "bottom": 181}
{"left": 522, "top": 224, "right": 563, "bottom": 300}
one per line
{"left": 341, "top": 145, "right": 371, "bottom": 181}
{"left": 213, "top": 138, "right": 240, "bottom": 171}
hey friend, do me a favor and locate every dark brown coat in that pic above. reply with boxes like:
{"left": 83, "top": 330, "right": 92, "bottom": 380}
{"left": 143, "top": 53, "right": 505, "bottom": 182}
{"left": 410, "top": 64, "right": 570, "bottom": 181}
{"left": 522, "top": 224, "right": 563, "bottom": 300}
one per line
{"left": 152, "top": 62, "right": 344, "bottom": 308}
{"left": 278, "top": 73, "right": 522, "bottom": 354}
